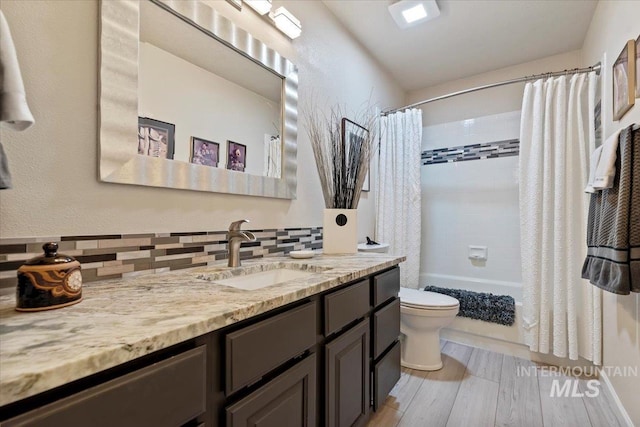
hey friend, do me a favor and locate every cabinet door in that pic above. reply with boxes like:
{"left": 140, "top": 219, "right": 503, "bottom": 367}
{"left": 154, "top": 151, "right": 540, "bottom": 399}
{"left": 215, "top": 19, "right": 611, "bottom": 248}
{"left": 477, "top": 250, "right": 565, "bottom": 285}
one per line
{"left": 325, "top": 320, "right": 370, "bottom": 427}
{"left": 226, "top": 354, "right": 317, "bottom": 427}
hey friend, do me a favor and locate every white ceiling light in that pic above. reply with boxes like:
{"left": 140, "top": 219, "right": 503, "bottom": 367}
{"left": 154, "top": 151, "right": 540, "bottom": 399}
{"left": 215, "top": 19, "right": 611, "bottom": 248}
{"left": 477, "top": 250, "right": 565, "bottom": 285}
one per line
{"left": 270, "top": 7, "right": 302, "bottom": 39}
{"left": 388, "top": 0, "right": 440, "bottom": 29}
{"left": 245, "top": 0, "right": 272, "bottom": 15}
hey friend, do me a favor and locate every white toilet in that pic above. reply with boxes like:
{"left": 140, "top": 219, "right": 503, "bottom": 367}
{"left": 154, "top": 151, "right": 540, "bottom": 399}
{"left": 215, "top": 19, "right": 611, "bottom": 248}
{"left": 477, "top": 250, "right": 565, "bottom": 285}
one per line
{"left": 399, "top": 287, "right": 459, "bottom": 371}
{"left": 358, "top": 241, "right": 460, "bottom": 371}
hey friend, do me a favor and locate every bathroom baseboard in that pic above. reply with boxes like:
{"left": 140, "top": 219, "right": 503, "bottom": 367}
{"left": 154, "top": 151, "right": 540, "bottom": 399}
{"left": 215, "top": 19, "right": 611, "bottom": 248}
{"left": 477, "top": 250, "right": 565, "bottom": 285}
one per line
{"left": 599, "top": 370, "right": 635, "bottom": 427}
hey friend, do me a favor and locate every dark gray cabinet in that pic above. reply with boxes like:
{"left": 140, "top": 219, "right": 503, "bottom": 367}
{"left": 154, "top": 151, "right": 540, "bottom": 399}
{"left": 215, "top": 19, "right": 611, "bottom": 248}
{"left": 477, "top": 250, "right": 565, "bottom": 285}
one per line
{"left": 325, "top": 320, "right": 370, "bottom": 427}
{"left": 225, "top": 301, "right": 317, "bottom": 395}
{"left": 370, "top": 267, "right": 401, "bottom": 414}
{"left": 373, "top": 341, "right": 401, "bottom": 410}
{"left": 1, "top": 346, "right": 207, "bottom": 427}
{"left": 226, "top": 354, "right": 317, "bottom": 427}
{"left": 1, "top": 266, "right": 402, "bottom": 427}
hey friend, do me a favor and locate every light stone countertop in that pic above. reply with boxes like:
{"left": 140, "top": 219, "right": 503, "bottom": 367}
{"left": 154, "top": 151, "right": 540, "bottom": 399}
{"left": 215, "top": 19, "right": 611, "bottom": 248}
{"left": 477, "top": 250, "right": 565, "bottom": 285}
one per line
{"left": 0, "top": 253, "right": 404, "bottom": 407}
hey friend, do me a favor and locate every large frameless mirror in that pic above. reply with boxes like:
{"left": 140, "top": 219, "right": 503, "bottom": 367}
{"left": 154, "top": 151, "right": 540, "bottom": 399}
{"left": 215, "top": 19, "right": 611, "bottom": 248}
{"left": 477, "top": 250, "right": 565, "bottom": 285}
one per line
{"left": 99, "top": 0, "right": 298, "bottom": 198}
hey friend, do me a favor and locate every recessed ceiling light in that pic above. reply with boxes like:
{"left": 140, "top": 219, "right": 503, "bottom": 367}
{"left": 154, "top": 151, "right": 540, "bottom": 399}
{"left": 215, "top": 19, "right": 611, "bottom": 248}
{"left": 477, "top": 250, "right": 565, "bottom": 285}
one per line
{"left": 388, "top": 0, "right": 440, "bottom": 29}
{"left": 402, "top": 4, "right": 427, "bottom": 23}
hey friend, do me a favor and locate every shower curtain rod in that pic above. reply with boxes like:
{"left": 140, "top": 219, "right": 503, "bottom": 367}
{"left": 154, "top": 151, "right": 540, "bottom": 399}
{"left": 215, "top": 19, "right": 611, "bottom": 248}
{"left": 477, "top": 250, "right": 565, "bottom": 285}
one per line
{"left": 381, "top": 62, "right": 601, "bottom": 116}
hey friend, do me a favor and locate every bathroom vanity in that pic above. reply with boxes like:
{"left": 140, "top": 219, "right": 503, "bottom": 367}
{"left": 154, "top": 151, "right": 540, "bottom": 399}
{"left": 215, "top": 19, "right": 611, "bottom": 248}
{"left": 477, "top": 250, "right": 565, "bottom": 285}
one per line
{"left": 0, "top": 254, "right": 404, "bottom": 426}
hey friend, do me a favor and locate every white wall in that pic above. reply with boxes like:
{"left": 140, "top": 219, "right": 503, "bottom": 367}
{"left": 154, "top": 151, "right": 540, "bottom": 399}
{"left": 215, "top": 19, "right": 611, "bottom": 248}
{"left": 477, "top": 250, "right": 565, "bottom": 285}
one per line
{"left": 582, "top": 1, "right": 640, "bottom": 424}
{"left": 0, "top": 0, "right": 404, "bottom": 239}
{"left": 421, "top": 112, "right": 522, "bottom": 299}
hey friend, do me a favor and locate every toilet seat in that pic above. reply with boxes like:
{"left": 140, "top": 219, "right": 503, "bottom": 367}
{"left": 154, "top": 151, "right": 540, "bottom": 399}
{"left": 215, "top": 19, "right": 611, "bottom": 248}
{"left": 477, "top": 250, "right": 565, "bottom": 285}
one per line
{"left": 399, "top": 287, "right": 459, "bottom": 310}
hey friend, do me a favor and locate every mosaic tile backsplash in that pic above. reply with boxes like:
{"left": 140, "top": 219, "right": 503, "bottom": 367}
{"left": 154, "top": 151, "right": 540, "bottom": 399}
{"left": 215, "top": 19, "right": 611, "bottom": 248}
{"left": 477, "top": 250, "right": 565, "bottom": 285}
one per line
{"left": 422, "top": 139, "right": 519, "bottom": 165}
{"left": 0, "top": 227, "right": 323, "bottom": 291}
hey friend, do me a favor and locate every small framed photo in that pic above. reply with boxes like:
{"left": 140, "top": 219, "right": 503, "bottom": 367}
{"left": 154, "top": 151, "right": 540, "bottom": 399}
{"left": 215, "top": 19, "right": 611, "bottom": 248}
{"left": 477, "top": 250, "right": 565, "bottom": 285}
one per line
{"left": 138, "top": 117, "right": 175, "bottom": 159}
{"left": 612, "top": 40, "right": 636, "bottom": 121}
{"left": 342, "top": 118, "right": 370, "bottom": 192}
{"left": 636, "top": 35, "right": 640, "bottom": 98}
{"left": 227, "top": 140, "right": 246, "bottom": 172}
{"left": 190, "top": 137, "right": 219, "bottom": 167}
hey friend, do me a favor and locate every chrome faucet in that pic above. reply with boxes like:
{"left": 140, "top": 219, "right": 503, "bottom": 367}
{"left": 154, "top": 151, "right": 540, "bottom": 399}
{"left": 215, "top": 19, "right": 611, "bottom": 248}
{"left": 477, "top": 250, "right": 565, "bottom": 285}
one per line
{"left": 227, "top": 219, "right": 257, "bottom": 267}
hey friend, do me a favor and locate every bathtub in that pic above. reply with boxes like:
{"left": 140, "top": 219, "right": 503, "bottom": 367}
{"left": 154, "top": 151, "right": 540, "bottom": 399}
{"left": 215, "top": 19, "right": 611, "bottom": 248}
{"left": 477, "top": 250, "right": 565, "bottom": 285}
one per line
{"left": 420, "top": 273, "right": 528, "bottom": 357}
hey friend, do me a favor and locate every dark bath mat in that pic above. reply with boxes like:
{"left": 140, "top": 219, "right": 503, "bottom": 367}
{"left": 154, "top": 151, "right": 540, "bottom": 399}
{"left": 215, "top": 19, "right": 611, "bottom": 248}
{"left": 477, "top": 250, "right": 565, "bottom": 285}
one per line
{"left": 423, "top": 285, "right": 516, "bottom": 326}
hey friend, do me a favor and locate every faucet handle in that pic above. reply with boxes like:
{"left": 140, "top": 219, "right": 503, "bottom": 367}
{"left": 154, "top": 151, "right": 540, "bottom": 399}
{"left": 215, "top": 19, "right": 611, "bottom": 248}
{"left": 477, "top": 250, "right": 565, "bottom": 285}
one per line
{"left": 229, "top": 219, "right": 250, "bottom": 231}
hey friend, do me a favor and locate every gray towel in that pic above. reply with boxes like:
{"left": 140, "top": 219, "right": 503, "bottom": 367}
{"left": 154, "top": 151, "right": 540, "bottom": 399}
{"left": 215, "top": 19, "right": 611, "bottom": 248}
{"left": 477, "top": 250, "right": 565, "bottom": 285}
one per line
{"left": 0, "top": 142, "right": 12, "bottom": 189}
{"left": 582, "top": 125, "right": 639, "bottom": 294}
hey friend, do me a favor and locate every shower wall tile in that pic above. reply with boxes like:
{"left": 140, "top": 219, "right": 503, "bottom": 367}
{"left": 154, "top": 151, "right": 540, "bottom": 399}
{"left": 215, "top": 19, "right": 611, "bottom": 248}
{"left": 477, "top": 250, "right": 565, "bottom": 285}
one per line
{"left": 422, "top": 139, "right": 519, "bottom": 165}
{"left": 0, "top": 227, "right": 323, "bottom": 291}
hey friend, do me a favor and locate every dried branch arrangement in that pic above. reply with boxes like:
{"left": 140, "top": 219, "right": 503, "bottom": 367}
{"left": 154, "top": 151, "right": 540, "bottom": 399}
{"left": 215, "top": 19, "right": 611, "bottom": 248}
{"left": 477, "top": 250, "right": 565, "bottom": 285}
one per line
{"left": 304, "top": 103, "right": 378, "bottom": 209}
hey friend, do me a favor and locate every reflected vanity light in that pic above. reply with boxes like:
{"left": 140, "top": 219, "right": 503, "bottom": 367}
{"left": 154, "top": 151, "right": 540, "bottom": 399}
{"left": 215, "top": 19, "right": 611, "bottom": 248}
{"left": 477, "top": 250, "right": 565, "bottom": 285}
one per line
{"left": 270, "top": 7, "right": 301, "bottom": 39}
{"left": 225, "top": 0, "right": 242, "bottom": 11}
{"left": 245, "top": 0, "right": 272, "bottom": 15}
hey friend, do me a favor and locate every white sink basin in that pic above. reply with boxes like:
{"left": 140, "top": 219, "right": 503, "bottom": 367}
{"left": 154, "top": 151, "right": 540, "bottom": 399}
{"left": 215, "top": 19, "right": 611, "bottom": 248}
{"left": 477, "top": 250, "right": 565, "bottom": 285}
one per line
{"left": 211, "top": 268, "right": 316, "bottom": 290}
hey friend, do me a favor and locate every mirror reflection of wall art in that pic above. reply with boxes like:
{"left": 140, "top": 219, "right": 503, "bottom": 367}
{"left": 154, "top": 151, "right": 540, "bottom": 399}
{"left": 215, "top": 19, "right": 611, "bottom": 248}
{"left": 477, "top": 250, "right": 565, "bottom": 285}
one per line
{"left": 190, "top": 137, "right": 219, "bottom": 167}
{"left": 612, "top": 40, "right": 636, "bottom": 121}
{"left": 636, "top": 35, "right": 640, "bottom": 98}
{"left": 138, "top": 117, "right": 175, "bottom": 159}
{"left": 227, "top": 141, "right": 246, "bottom": 172}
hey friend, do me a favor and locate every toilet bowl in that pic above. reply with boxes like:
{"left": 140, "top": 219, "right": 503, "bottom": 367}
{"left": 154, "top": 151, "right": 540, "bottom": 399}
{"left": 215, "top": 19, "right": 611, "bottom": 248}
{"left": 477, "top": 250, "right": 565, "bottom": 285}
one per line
{"left": 399, "top": 287, "right": 459, "bottom": 371}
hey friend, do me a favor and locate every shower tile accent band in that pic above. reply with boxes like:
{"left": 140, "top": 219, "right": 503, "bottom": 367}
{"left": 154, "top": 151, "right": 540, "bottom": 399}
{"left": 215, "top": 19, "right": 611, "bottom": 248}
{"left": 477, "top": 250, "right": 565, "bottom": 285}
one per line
{"left": 0, "top": 227, "right": 323, "bottom": 291}
{"left": 422, "top": 138, "right": 519, "bottom": 165}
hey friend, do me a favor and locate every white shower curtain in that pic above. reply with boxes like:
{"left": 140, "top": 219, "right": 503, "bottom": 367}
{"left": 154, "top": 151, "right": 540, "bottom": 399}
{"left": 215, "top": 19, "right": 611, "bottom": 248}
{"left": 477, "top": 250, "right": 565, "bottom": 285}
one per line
{"left": 376, "top": 109, "right": 422, "bottom": 288}
{"left": 519, "top": 72, "right": 602, "bottom": 364}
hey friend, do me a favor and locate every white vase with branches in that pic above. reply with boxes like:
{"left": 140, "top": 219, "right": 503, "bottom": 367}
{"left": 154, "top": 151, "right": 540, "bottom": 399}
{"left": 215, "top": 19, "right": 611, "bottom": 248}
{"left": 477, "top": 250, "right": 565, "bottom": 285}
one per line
{"left": 304, "top": 104, "right": 377, "bottom": 254}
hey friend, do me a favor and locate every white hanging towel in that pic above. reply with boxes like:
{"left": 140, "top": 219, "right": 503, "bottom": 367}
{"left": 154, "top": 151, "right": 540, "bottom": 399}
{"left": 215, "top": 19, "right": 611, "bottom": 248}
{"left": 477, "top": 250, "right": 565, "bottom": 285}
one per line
{"left": 591, "top": 129, "right": 620, "bottom": 190}
{"left": 584, "top": 145, "right": 603, "bottom": 193}
{"left": 0, "top": 10, "right": 34, "bottom": 130}
{"left": 0, "top": 10, "right": 35, "bottom": 189}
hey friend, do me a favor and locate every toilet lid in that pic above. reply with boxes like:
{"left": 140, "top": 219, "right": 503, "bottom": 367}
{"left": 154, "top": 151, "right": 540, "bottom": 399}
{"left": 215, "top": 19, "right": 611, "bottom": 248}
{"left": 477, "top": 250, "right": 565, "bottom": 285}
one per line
{"left": 399, "top": 287, "right": 459, "bottom": 310}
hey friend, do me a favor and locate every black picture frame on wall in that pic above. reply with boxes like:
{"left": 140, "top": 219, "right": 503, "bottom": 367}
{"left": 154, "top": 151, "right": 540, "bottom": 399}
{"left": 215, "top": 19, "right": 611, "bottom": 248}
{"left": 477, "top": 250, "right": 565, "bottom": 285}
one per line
{"left": 342, "top": 118, "right": 370, "bottom": 192}
{"left": 137, "top": 117, "right": 175, "bottom": 159}
{"left": 612, "top": 40, "right": 636, "bottom": 121}
{"left": 636, "top": 35, "right": 640, "bottom": 98}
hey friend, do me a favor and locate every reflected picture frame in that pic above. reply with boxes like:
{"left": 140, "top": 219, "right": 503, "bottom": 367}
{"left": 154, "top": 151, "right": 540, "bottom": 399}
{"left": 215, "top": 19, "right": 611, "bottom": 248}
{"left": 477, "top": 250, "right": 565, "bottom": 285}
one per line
{"left": 138, "top": 117, "right": 175, "bottom": 159}
{"left": 190, "top": 137, "right": 219, "bottom": 167}
{"left": 612, "top": 40, "right": 636, "bottom": 121}
{"left": 227, "top": 140, "right": 247, "bottom": 172}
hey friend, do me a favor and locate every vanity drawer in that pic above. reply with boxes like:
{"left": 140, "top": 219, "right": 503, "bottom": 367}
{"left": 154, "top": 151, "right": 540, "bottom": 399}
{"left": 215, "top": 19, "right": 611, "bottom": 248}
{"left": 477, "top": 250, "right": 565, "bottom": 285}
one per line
{"left": 372, "top": 267, "right": 400, "bottom": 307}
{"left": 373, "top": 341, "right": 401, "bottom": 411}
{"left": 372, "top": 298, "right": 401, "bottom": 359}
{"left": 323, "top": 279, "right": 370, "bottom": 336}
{"left": 2, "top": 346, "right": 207, "bottom": 427}
{"left": 225, "top": 301, "right": 317, "bottom": 395}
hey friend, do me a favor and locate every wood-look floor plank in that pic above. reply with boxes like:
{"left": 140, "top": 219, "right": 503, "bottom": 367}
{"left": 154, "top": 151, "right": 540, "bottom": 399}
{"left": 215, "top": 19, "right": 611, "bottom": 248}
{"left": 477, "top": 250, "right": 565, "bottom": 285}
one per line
{"left": 397, "top": 342, "right": 473, "bottom": 427}
{"left": 465, "top": 347, "right": 503, "bottom": 383}
{"left": 383, "top": 367, "right": 427, "bottom": 413}
{"left": 495, "top": 356, "right": 544, "bottom": 427}
{"left": 366, "top": 403, "right": 403, "bottom": 427}
{"left": 445, "top": 374, "right": 499, "bottom": 427}
{"left": 538, "top": 371, "right": 593, "bottom": 427}
{"left": 579, "top": 377, "right": 627, "bottom": 427}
